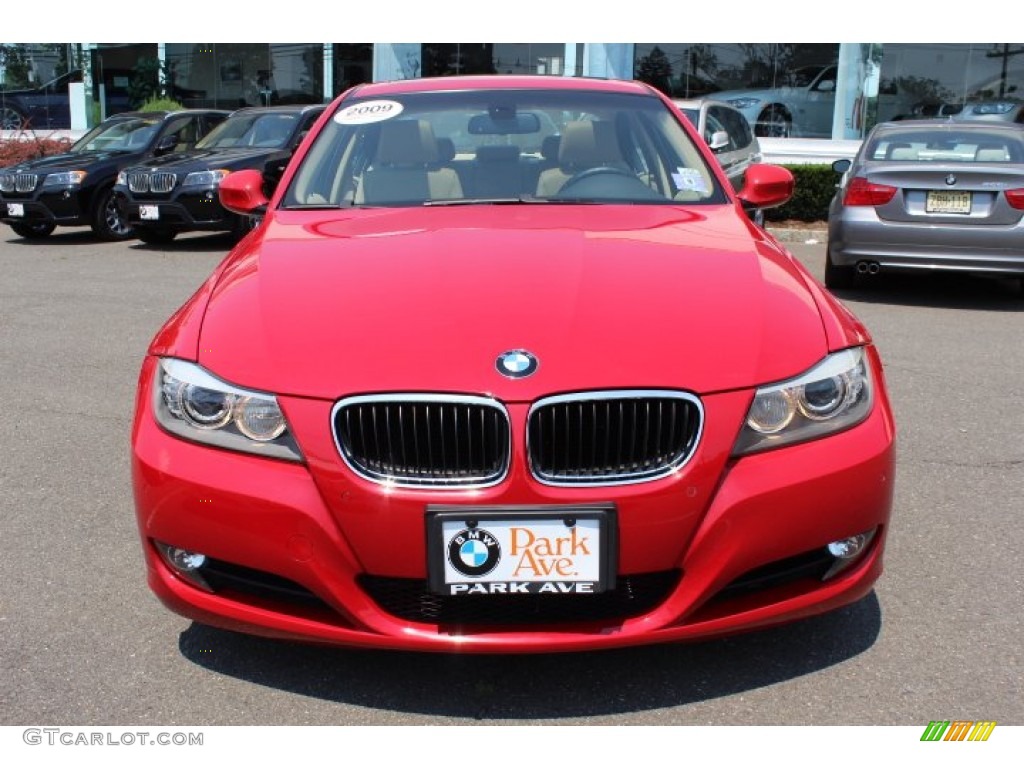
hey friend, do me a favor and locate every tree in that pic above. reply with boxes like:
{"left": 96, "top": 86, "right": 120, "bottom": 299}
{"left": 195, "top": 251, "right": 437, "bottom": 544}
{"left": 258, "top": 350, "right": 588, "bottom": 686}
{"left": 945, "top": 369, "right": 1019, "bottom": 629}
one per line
{"left": 0, "top": 44, "right": 35, "bottom": 89}
{"left": 635, "top": 46, "right": 673, "bottom": 96}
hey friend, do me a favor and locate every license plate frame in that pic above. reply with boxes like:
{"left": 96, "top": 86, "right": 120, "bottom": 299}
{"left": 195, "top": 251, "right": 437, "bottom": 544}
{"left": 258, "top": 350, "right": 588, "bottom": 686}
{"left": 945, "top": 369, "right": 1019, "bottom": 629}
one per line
{"left": 427, "top": 505, "right": 617, "bottom": 596}
{"left": 926, "top": 190, "right": 971, "bottom": 214}
{"left": 139, "top": 204, "right": 160, "bottom": 221}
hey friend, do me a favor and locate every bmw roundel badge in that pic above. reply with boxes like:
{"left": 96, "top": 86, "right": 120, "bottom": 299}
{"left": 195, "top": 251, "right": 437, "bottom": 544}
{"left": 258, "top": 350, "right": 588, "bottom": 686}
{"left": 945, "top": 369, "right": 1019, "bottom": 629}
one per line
{"left": 496, "top": 350, "right": 538, "bottom": 378}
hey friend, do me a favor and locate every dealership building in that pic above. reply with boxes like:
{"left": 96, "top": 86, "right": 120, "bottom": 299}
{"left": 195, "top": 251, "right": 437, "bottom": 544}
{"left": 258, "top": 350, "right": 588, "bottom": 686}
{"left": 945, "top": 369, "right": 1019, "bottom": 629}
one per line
{"left": 2, "top": 43, "right": 1023, "bottom": 139}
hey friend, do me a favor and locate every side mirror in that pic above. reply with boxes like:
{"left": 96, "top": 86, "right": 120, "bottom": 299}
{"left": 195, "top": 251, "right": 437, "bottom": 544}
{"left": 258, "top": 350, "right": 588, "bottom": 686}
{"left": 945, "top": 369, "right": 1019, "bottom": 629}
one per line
{"left": 735, "top": 164, "right": 794, "bottom": 210}
{"left": 708, "top": 130, "right": 730, "bottom": 152}
{"left": 154, "top": 135, "right": 177, "bottom": 155}
{"left": 832, "top": 158, "right": 852, "bottom": 174}
{"left": 219, "top": 169, "right": 269, "bottom": 216}
{"left": 815, "top": 79, "right": 836, "bottom": 93}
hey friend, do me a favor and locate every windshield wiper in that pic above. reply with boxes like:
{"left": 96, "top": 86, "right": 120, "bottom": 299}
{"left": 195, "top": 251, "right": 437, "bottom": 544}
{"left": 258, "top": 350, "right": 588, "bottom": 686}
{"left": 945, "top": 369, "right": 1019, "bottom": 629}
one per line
{"left": 423, "top": 195, "right": 555, "bottom": 207}
{"left": 283, "top": 201, "right": 362, "bottom": 210}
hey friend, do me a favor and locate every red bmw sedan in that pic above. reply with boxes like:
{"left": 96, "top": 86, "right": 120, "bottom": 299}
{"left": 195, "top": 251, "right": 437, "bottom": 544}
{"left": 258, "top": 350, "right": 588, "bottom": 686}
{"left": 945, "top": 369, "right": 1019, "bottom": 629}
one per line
{"left": 131, "top": 76, "right": 895, "bottom": 652}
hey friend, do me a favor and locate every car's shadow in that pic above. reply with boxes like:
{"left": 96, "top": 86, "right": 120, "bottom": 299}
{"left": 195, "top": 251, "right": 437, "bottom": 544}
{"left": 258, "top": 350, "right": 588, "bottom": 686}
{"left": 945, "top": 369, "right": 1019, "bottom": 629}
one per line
{"left": 2, "top": 230, "right": 234, "bottom": 252}
{"left": 178, "top": 591, "right": 881, "bottom": 719}
{"left": 832, "top": 272, "right": 1023, "bottom": 311}
{"left": 129, "top": 233, "right": 237, "bottom": 253}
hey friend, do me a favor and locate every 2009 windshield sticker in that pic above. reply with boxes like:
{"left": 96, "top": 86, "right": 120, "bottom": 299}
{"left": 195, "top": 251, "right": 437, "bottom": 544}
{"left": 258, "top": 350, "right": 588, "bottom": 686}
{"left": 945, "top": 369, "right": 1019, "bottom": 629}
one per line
{"left": 672, "top": 167, "right": 709, "bottom": 194}
{"left": 334, "top": 100, "right": 404, "bottom": 125}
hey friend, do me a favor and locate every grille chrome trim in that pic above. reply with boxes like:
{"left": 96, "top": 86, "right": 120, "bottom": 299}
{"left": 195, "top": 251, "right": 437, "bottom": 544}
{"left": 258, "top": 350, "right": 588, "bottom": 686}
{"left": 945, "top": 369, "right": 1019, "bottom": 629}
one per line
{"left": 127, "top": 172, "right": 177, "bottom": 194}
{"left": 126, "top": 172, "right": 150, "bottom": 193}
{"left": 527, "top": 390, "right": 704, "bottom": 486}
{"left": 15, "top": 173, "right": 39, "bottom": 193}
{"left": 150, "top": 172, "right": 177, "bottom": 193}
{"left": 331, "top": 394, "right": 511, "bottom": 489}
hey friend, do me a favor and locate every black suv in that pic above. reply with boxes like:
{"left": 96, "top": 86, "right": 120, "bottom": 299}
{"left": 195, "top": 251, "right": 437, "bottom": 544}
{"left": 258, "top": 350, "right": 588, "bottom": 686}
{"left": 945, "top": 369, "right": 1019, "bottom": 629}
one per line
{"left": 0, "top": 109, "right": 228, "bottom": 240}
{"left": 114, "top": 105, "right": 324, "bottom": 244}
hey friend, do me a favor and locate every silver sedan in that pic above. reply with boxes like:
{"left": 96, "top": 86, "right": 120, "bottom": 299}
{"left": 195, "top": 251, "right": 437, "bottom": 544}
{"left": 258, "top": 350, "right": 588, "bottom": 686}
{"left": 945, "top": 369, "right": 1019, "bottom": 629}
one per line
{"left": 826, "top": 120, "right": 1024, "bottom": 292}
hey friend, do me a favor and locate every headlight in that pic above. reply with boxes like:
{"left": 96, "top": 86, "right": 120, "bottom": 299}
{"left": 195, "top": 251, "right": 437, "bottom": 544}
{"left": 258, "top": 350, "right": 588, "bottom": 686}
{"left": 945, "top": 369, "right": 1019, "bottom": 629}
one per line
{"left": 153, "top": 358, "right": 302, "bottom": 461}
{"left": 971, "top": 102, "right": 1015, "bottom": 115}
{"left": 116, "top": 170, "right": 128, "bottom": 186}
{"left": 42, "top": 170, "right": 87, "bottom": 187}
{"left": 732, "top": 347, "right": 873, "bottom": 456}
{"left": 182, "top": 169, "right": 230, "bottom": 188}
{"left": 726, "top": 97, "right": 762, "bottom": 110}
{"left": 0, "top": 173, "right": 14, "bottom": 193}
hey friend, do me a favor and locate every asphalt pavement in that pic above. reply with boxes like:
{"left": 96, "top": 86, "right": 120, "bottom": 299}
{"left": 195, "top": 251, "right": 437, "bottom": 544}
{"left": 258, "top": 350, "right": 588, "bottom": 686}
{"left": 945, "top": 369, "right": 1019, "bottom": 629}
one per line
{"left": 0, "top": 227, "right": 1020, "bottom": 726}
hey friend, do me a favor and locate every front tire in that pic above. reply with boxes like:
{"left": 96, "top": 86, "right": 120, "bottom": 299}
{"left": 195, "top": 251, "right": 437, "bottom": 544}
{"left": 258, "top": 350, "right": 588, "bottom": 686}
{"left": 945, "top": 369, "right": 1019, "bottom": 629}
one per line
{"left": 755, "top": 106, "right": 792, "bottom": 138}
{"left": 90, "top": 187, "right": 134, "bottom": 241}
{"left": 10, "top": 221, "right": 56, "bottom": 239}
{"left": 1, "top": 105, "right": 27, "bottom": 130}
{"left": 824, "top": 248, "right": 857, "bottom": 290}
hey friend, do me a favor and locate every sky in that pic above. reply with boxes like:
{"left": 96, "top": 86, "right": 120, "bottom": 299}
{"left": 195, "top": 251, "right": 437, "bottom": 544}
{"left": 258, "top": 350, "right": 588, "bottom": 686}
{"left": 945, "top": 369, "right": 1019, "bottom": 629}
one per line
{"left": 2, "top": 0, "right": 1019, "bottom": 45}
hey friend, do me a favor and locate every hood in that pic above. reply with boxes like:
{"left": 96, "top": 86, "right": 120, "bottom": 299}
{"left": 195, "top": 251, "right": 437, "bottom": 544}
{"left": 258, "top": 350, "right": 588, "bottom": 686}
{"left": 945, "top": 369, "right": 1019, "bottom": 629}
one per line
{"left": 197, "top": 205, "right": 827, "bottom": 401}
{"left": 126, "top": 146, "right": 285, "bottom": 172}
{"left": 3, "top": 149, "right": 131, "bottom": 173}
{"left": 707, "top": 89, "right": 774, "bottom": 104}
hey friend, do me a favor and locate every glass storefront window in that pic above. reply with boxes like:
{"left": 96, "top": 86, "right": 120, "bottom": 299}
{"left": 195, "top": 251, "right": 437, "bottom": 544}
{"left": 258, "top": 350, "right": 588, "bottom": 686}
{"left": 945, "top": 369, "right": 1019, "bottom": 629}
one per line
{"left": 873, "top": 43, "right": 1024, "bottom": 122}
{"left": 421, "top": 44, "right": 567, "bottom": 77}
{"left": 333, "top": 44, "right": 373, "bottom": 97}
{"left": 165, "top": 44, "right": 324, "bottom": 110}
{"left": 633, "top": 44, "right": 840, "bottom": 138}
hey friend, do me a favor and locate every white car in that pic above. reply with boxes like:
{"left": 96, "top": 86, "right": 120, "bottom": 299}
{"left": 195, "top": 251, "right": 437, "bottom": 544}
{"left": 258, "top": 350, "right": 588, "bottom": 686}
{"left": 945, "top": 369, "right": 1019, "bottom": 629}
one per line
{"left": 674, "top": 98, "right": 763, "bottom": 191}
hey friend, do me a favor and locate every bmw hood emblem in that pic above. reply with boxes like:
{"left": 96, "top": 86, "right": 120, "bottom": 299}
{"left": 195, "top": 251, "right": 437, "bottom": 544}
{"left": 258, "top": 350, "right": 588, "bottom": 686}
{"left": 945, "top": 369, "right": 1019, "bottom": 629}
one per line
{"left": 496, "top": 350, "right": 538, "bottom": 378}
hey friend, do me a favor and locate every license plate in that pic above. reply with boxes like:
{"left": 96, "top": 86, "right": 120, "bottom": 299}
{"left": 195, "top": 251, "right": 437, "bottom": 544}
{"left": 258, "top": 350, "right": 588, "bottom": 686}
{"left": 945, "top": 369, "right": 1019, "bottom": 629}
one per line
{"left": 427, "top": 507, "right": 615, "bottom": 595}
{"left": 926, "top": 190, "right": 971, "bottom": 214}
{"left": 139, "top": 205, "right": 160, "bottom": 221}
{"left": 7, "top": 203, "right": 24, "bottom": 217}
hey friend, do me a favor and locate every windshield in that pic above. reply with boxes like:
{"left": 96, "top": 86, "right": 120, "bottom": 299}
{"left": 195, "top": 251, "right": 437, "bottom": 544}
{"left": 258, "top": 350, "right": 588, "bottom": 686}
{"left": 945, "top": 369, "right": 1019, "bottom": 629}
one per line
{"left": 71, "top": 118, "right": 160, "bottom": 153}
{"left": 283, "top": 88, "right": 725, "bottom": 208}
{"left": 197, "top": 112, "right": 298, "bottom": 150}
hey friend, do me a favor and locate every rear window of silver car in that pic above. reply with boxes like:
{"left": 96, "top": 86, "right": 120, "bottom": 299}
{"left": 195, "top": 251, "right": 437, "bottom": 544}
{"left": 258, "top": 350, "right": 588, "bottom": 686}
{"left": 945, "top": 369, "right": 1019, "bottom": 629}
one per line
{"left": 866, "top": 130, "right": 1024, "bottom": 163}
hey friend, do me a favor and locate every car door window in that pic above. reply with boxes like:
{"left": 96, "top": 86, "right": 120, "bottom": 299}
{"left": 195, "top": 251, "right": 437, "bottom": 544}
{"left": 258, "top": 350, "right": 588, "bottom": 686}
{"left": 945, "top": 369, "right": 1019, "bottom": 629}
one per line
{"left": 711, "top": 106, "right": 753, "bottom": 153}
{"left": 160, "top": 115, "right": 202, "bottom": 152}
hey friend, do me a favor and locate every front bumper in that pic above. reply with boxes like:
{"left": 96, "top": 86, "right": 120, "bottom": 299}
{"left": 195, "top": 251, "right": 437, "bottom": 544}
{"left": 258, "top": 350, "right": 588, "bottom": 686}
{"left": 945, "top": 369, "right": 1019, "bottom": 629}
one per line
{"left": 1, "top": 190, "right": 89, "bottom": 227}
{"left": 121, "top": 187, "right": 231, "bottom": 233}
{"left": 131, "top": 353, "right": 896, "bottom": 653}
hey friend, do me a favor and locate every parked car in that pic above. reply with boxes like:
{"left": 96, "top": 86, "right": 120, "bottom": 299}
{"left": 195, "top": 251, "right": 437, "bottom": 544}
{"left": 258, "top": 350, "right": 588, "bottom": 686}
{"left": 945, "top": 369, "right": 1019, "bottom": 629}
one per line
{"left": 712, "top": 64, "right": 838, "bottom": 138}
{"left": 674, "top": 98, "right": 762, "bottom": 191}
{"left": 949, "top": 101, "right": 1024, "bottom": 123}
{"left": 0, "top": 69, "right": 82, "bottom": 131}
{"left": 826, "top": 120, "right": 1024, "bottom": 291}
{"left": 114, "top": 105, "right": 325, "bottom": 244}
{"left": 0, "top": 109, "right": 228, "bottom": 240}
{"left": 131, "top": 75, "right": 895, "bottom": 653}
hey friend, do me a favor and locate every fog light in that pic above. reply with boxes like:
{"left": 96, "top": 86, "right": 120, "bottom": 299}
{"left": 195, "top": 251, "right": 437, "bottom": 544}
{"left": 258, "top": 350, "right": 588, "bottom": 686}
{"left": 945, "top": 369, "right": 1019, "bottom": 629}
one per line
{"left": 169, "top": 547, "right": 207, "bottom": 571}
{"left": 822, "top": 528, "right": 877, "bottom": 580}
{"left": 155, "top": 541, "right": 212, "bottom": 591}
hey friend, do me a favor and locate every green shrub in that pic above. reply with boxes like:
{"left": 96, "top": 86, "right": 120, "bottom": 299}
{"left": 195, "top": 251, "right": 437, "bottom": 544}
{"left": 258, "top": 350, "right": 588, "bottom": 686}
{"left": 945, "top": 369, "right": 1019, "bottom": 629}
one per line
{"left": 137, "top": 97, "right": 185, "bottom": 113}
{"left": 763, "top": 164, "right": 841, "bottom": 223}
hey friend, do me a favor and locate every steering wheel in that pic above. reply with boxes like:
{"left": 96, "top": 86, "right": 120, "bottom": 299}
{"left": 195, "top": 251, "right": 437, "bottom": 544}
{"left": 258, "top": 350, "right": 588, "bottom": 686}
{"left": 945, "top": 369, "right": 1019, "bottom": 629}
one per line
{"left": 557, "top": 166, "right": 637, "bottom": 195}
